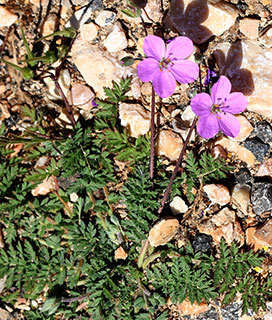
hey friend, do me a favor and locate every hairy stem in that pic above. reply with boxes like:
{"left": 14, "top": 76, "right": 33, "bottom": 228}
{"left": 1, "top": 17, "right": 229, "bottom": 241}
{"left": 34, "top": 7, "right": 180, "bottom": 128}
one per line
{"left": 149, "top": 87, "right": 156, "bottom": 181}
{"left": 158, "top": 116, "right": 198, "bottom": 214}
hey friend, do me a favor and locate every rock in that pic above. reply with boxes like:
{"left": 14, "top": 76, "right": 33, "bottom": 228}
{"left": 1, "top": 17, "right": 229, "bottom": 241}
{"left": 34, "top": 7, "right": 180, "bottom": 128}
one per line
{"left": 253, "top": 121, "right": 272, "bottom": 144}
{"left": 180, "top": 106, "right": 196, "bottom": 141}
{"left": 0, "top": 308, "right": 10, "bottom": 320}
{"left": 177, "top": 298, "right": 210, "bottom": 316}
{"left": 119, "top": 103, "right": 150, "bottom": 138}
{"left": 80, "top": 23, "right": 98, "bottom": 41}
{"left": 141, "top": 0, "right": 163, "bottom": 23}
{"left": 71, "top": 83, "right": 95, "bottom": 111}
{"left": 31, "top": 176, "right": 56, "bottom": 196}
{"left": 30, "top": 0, "right": 48, "bottom": 6}
{"left": 0, "top": 6, "right": 18, "bottom": 28}
{"left": 264, "top": 311, "right": 272, "bottom": 320}
{"left": 215, "top": 137, "right": 255, "bottom": 167}
{"left": 114, "top": 246, "right": 128, "bottom": 260}
{"left": 251, "top": 182, "right": 272, "bottom": 215}
{"left": 230, "top": 115, "right": 253, "bottom": 142}
{"left": 210, "top": 145, "right": 228, "bottom": 159}
{"left": 104, "top": 22, "right": 128, "bottom": 53}
{"left": 41, "top": 13, "right": 58, "bottom": 39}
{"left": 231, "top": 184, "right": 251, "bottom": 218}
{"left": 66, "top": 6, "right": 93, "bottom": 30}
{"left": 156, "top": 130, "right": 183, "bottom": 161}
{"left": 234, "top": 168, "right": 252, "bottom": 185}
{"left": 198, "top": 207, "right": 244, "bottom": 246}
{"left": 203, "top": 184, "right": 231, "bottom": 206}
{"left": 95, "top": 10, "right": 116, "bottom": 27}
{"left": 260, "top": 26, "right": 272, "bottom": 48}
{"left": 0, "top": 275, "right": 6, "bottom": 293}
{"left": 44, "top": 69, "right": 71, "bottom": 101}
{"left": 170, "top": 196, "right": 188, "bottom": 215}
{"left": 166, "top": 0, "right": 237, "bottom": 44}
{"left": 213, "top": 40, "right": 272, "bottom": 119}
{"left": 257, "top": 159, "right": 272, "bottom": 178}
{"left": 246, "top": 220, "right": 272, "bottom": 252}
{"left": 239, "top": 18, "right": 259, "bottom": 39}
{"left": 191, "top": 233, "right": 212, "bottom": 253}
{"left": 244, "top": 139, "right": 269, "bottom": 162}
{"left": 148, "top": 217, "right": 179, "bottom": 247}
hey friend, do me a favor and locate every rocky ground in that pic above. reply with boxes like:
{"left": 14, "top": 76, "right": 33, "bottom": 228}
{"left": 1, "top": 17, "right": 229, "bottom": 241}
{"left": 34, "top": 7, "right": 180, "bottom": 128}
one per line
{"left": 1, "top": 0, "right": 272, "bottom": 319}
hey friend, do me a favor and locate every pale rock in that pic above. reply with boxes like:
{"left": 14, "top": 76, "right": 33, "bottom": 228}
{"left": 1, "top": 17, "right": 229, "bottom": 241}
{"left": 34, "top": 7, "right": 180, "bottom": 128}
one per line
{"left": 31, "top": 176, "right": 56, "bottom": 196}
{"left": 203, "top": 184, "right": 231, "bottom": 206}
{"left": 44, "top": 69, "right": 71, "bottom": 101}
{"left": 246, "top": 220, "right": 272, "bottom": 252}
{"left": 141, "top": 82, "right": 152, "bottom": 96}
{"left": 177, "top": 298, "right": 210, "bottom": 316}
{"left": 142, "top": 0, "right": 163, "bottom": 23}
{"left": 230, "top": 115, "right": 253, "bottom": 142}
{"left": 180, "top": 106, "right": 196, "bottom": 141}
{"left": 119, "top": 103, "right": 150, "bottom": 138}
{"left": 7, "top": 143, "right": 23, "bottom": 159}
{"left": 56, "top": 110, "right": 79, "bottom": 128}
{"left": 156, "top": 130, "right": 183, "bottom": 161}
{"left": 114, "top": 246, "right": 128, "bottom": 260}
{"left": 198, "top": 207, "right": 244, "bottom": 246}
{"left": 71, "top": 83, "right": 95, "bottom": 111}
{"left": 95, "top": 10, "right": 116, "bottom": 27}
{"left": 210, "top": 145, "right": 228, "bottom": 159}
{"left": 239, "top": 18, "right": 259, "bottom": 39}
{"left": 0, "top": 6, "right": 18, "bottom": 28}
{"left": 231, "top": 184, "right": 251, "bottom": 218}
{"left": 256, "top": 158, "right": 272, "bottom": 178}
{"left": 260, "top": 26, "right": 272, "bottom": 48}
{"left": 213, "top": 40, "right": 272, "bottom": 119}
{"left": 30, "top": 0, "right": 49, "bottom": 6}
{"left": 148, "top": 217, "right": 179, "bottom": 247}
{"left": 130, "top": 76, "right": 141, "bottom": 99}
{"left": 0, "top": 308, "right": 10, "bottom": 320}
{"left": 70, "top": 192, "right": 78, "bottom": 202}
{"left": 35, "top": 156, "right": 48, "bottom": 168}
{"left": 0, "top": 275, "right": 6, "bottom": 293}
{"left": 66, "top": 6, "right": 93, "bottom": 30}
{"left": 166, "top": 0, "right": 237, "bottom": 44}
{"left": 104, "top": 22, "right": 128, "bottom": 53}
{"left": 215, "top": 137, "right": 255, "bottom": 167}
{"left": 0, "top": 102, "right": 10, "bottom": 121}
{"left": 170, "top": 196, "right": 188, "bottom": 215}
{"left": 41, "top": 14, "right": 58, "bottom": 39}
{"left": 264, "top": 312, "right": 272, "bottom": 320}
{"left": 80, "top": 23, "right": 98, "bottom": 41}
{"left": 0, "top": 84, "right": 5, "bottom": 95}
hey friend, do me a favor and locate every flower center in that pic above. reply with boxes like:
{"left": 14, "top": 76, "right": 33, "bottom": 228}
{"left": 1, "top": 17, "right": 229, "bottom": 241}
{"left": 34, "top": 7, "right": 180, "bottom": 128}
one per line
{"left": 210, "top": 103, "right": 222, "bottom": 115}
{"left": 210, "top": 98, "right": 228, "bottom": 118}
{"left": 159, "top": 57, "right": 173, "bottom": 71}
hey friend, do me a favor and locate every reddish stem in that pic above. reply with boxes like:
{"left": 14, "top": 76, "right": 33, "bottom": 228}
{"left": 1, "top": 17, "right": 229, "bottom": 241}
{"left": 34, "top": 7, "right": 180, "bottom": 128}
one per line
{"left": 149, "top": 87, "right": 156, "bottom": 180}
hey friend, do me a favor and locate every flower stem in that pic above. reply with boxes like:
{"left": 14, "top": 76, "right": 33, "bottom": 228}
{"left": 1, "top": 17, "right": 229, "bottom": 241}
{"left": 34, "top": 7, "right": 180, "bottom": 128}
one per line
{"left": 158, "top": 116, "right": 198, "bottom": 214}
{"left": 149, "top": 87, "right": 156, "bottom": 181}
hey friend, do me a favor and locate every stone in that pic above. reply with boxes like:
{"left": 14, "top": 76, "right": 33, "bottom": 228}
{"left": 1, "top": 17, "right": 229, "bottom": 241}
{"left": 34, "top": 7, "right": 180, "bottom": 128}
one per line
{"left": 254, "top": 121, "right": 272, "bottom": 144}
{"left": 246, "top": 220, "right": 272, "bottom": 252}
{"left": 231, "top": 184, "right": 251, "bottom": 218}
{"left": 213, "top": 40, "right": 272, "bottom": 119}
{"left": 191, "top": 233, "right": 212, "bottom": 253}
{"left": 95, "top": 10, "right": 116, "bottom": 27}
{"left": 30, "top": 0, "right": 48, "bottom": 6}
{"left": 198, "top": 207, "right": 244, "bottom": 246}
{"left": 119, "top": 103, "right": 150, "bottom": 138}
{"left": 260, "top": 27, "right": 272, "bottom": 48}
{"left": 103, "top": 22, "right": 128, "bottom": 53}
{"left": 170, "top": 196, "right": 188, "bottom": 215}
{"left": 66, "top": 6, "right": 93, "bottom": 30}
{"left": 44, "top": 69, "right": 71, "bottom": 101}
{"left": 251, "top": 182, "right": 272, "bottom": 215}
{"left": 156, "top": 130, "right": 183, "bottom": 161}
{"left": 264, "top": 311, "right": 272, "bottom": 320}
{"left": 230, "top": 115, "right": 253, "bottom": 142}
{"left": 114, "top": 246, "right": 128, "bottom": 260}
{"left": 141, "top": 0, "right": 163, "bottom": 23}
{"left": 148, "top": 217, "right": 179, "bottom": 247}
{"left": 80, "top": 23, "right": 98, "bottom": 41}
{"left": 257, "top": 159, "right": 272, "bottom": 178}
{"left": 31, "top": 176, "right": 56, "bottom": 196}
{"left": 203, "top": 184, "right": 231, "bottom": 206}
{"left": 71, "top": 83, "right": 95, "bottom": 110}
{"left": 166, "top": 0, "right": 237, "bottom": 44}
{"left": 234, "top": 168, "right": 252, "bottom": 185}
{"left": 177, "top": 298, "right": 210, "bottom": 316}
{"left": 0, "top": 308, "right": 10, "bottom": 320}
{"left": 244, "top": 139, "right": 269, "bottom": 162}
{"left": 0, "top": 6, "right": 17, "bottom": 28}
{"left": 41, "top": 14, "right": 58, "bottom": 39}
{"left": 215, "top": 137, "right": 255, "bottom": 167}
{"left": 239, "top": 18, "right": 259, "bottom": 39}
{"left": 210, "top": 145, "right": 228, "bottom": 159}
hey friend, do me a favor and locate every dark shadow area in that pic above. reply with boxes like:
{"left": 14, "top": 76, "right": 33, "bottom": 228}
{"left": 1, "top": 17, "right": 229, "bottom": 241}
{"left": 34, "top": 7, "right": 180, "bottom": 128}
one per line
{"left": 213, "top": 41, "right": 255, "bottom": 96}
{"left": 164, "top": 0, "right": 212, "bottom": 44}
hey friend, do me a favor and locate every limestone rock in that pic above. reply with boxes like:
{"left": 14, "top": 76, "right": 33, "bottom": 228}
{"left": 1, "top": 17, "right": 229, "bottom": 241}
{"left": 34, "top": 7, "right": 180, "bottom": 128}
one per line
{"left": 231, "top": 184, "right": 251, "bottom": 218}
{"left": 80, "top": 23, "right": 98, "bottom": 41}
{"left": 213, "top": 40, "right": 272, "bottom": 119}
{"left": 104, "top": 22, "right": 128, "bottom": 53}
{"left": 215, "top": 137, "right": 255, "bottom": 167}
{"left": 198, "top": 207, "right": 244, "bottom": 246}
{"left": 170, "top": 196, "right": 188, "bottom": 215}
{"left": 31, "top": 176, "right": 56, "bottom": 196}
{"left": 30, "top": 0, "right": 48, "bottom": 5}
{"left": 246, "top": 220, "right": 272, "bottom": 252}
{"left": 95, "top": 10, "right": 116, "bottom": 27}
{"left": 260, "top": 26, "right": 272, "bottom": 48}
{"left": 230, "top": 115, "right": 253, "bottom": 142}
{"left": 176, "top": 298, "right": 210, "bottom": 316}
{"left": 142, "top": 0, "right": 163, "bottom": 23}
{"left": 119, "top": 103, "right": 150, "bottom": 138}
{"left": 203, "top": 184, "right": 231, "bottom": 206}
{"left": 115, "top": 246, "right": 128, "bottom": 260}
{"left": 257, "top": 158, "right": 272, "bottom": 178}
{"left": 239, "top": 18, "right": 259, "bottom": 40}
{"left": 166, "top": 0, "right": 237, "bottom": 44}
{"left": 156, "top": 130, "right": 183, "bottom": 161}
{"left": 44, "top": 69, "right": 71, "bottom": 101}
{"left": 0, "top": 6, "right": 17, "bottom": 28}
{"left": 41, "top": 13, "right": 58, "bottom": 39}
{"left": 0, "top": 308, "right": 10, "bottom": 320}
{"left": 71, "top": 83, "right": 94, "bottom": 111}
{"left": 148, "top": 217, "right": 179, "bottom": 247}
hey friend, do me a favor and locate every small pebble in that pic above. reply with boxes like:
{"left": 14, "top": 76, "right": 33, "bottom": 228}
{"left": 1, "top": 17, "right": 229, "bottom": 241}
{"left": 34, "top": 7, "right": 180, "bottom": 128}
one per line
{"left": 254, "top": 121, "right": 272, "bottom": 144}
{"left": 103, "top": 22, "right": 128, "bottom": 53}
{"left": 80, "top": 22, "right": 98, "bottom": 41}
{"left": 156, "top": 130, "right": 184, "bottom": 161}
{"left": 244, "top": 138, "right": 269, "bottom": 162}
{"left": 0, "top": 6, "right": 17, "bottom": 28}
{"left": 251, "top": 182, "right": 272, "bottom": 215}
{"left": 203, "top": 184, "right": 231, "bottom": 206}
{"left": 239, "top": 17, "right": 260, "bottom": 39}
{"left": 41, "top": 13, "right": 58, "bottom": 39}
{"left": 231, "top": 115, "right": 253, "bottom": 142}
{"left": 192, "top": 233, "right": 212, "bottom": 253}
{"left": 95, "top": 10, "right": 116, "bottom": 27}
{"left": 170, "top": 196, "right": 188, "bottom": 215}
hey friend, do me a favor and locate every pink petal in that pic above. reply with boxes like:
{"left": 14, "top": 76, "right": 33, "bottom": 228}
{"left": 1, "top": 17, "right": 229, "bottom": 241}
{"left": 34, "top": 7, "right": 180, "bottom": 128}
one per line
{"left": 211, "top": 75, "right": 231, "bottom": 104}
{"left": 165, "top": 36, "right": 194, "bottom": 60}
{"left": 152, "top": 69, "right": 176, "bottom": 98}
{"left": 218, "top": 112, "right": 240, "bottom": 137}
{"left": 143, "top": 35, "right": 165, "bottom": 60}
{"left": 137, "top": 58, "right": 159, "bottom": 82}
{"left": 169, "top": 60, "right": 199, "bottom": 84}
{"left": 191, "top": 93, "right": 212, "bottom": 116}
{"left": 197, "top": 115, "right": 219, "bottom": 139}
{"left": 223, "top": 92, "right": 248, "bottom": 114}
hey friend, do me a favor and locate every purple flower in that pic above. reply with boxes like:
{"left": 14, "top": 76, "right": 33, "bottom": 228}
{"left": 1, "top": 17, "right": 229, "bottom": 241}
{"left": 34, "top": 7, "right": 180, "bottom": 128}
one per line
{"left": 137, "top": 35, "right": 199, "bottom": 98}
{"left": 191, "top": 75, "right": 248, "bottom": 139}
